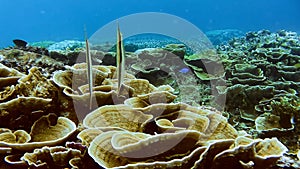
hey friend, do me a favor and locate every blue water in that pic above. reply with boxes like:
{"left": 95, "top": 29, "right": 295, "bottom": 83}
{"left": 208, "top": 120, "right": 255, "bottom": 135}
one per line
{"left": 1, "top": 0, "right": 299, "bottom": 48}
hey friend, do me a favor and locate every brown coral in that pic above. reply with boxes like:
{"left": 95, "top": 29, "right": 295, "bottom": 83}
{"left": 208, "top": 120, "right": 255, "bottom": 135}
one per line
{"left": 78, "top": 99, "right": 286, "bottom": 168}
{"left": 0, "top": 113, "right": 76, "bottom": 151}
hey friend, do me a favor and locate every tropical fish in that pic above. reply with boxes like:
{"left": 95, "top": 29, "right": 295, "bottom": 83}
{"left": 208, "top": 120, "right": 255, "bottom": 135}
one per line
{"left": 13, "top": 39, "right": 27, "bottom": 48}
{"left": 84, "top": 27, "right": 93, "bottom": 110}
{"left": 116, "top": 23, "right": 125, "bottom": 94}
{"left": 179, "top": 67, "right": 190, "bottom": 73}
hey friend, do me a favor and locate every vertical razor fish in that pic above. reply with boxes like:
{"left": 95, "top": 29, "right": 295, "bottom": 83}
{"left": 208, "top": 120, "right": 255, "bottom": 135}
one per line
{"left": 85, "top": 27, "right": 93, "bottom": 110}
{"left": 116, "top": 23, "right": 125, "bottom": 94}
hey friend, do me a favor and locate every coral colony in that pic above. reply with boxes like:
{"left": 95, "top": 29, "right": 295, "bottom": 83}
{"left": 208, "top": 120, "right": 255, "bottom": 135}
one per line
{"left": 0, "top": 26, "right": 299, "bottom": 168}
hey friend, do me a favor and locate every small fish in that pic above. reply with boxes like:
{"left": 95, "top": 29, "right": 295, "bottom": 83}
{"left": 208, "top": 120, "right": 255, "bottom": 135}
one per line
{"left": 13, "top": 39, "right": 27, "bottom": 48}
{"left": 84, "top": 27, "right": 93, "bottom": 110}
{"left": 179, "top": 67, "right": 190, "bottom": 73}
{"left": 116, "top": 23, "right": 125, "bottom": 94}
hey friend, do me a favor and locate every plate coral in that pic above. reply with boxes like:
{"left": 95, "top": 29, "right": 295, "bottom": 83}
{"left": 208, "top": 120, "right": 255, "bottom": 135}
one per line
{"left": 0, "top": 29, "right": 299, "bottom": 168}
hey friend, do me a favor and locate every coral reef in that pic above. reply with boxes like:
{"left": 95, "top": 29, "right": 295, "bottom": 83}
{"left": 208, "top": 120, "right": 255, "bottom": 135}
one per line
{"left": 205, "top": 29, "right": 244, "bottom": 46}
{"left": 0, "top": 29, "right": 300, "bottom": 168}
{"left": 80, "top": 103, "right": 286, "bottom": 169}
{"left": 47, "top": 40, "right": 85, "bottom": 52}
{"left": 110, "top": 33, "right": 184, "bottom": 52}
{"left": 0, "top": 113, "right": 76, "bottom": 151}
{"left": 52, "top": 62, "right": 175, "bottom": 120}
{"left": 0, "top": 46, "right": 65, "bottom": 77}
{"left": 215, "top": 30, "right": 300, "bottom": 159}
